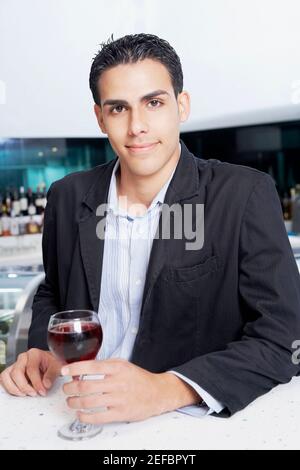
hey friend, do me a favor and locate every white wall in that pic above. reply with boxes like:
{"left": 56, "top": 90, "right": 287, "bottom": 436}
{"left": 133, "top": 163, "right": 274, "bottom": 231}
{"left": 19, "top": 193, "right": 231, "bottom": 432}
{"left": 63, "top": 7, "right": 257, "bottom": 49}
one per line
{"left": 0, "top": 0, "right": 299, "bottom": 138}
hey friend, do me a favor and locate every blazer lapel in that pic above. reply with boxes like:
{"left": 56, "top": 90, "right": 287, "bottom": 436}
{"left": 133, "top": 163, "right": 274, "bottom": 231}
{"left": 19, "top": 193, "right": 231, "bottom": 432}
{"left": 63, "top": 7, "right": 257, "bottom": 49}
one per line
{"left": 140, "top": 140, "right": 201, "bottom": 316}
{"left": 140, "top": 203, "right": 173, "bottom": 314}
{"left": 78, "top": 214, "right": 104, "bottom": 312}
{"left": 78, "top": 160, "right": 116, "bottom": 312}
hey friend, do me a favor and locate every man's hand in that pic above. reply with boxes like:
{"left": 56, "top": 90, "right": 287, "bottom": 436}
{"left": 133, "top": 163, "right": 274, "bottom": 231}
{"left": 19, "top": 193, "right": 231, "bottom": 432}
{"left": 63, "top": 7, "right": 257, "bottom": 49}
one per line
{"left": 0, "top": 348, "right": 62, "bottom": 397}
{"left": 62, "top": 358, "right": 200, "bottom": 424}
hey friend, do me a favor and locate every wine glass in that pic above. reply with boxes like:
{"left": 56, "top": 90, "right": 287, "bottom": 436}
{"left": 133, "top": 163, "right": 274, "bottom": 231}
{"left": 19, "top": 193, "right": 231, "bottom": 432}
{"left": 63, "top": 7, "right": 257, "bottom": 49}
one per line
{"left": 47, "top": 309, "right": 103, "bottom": 440}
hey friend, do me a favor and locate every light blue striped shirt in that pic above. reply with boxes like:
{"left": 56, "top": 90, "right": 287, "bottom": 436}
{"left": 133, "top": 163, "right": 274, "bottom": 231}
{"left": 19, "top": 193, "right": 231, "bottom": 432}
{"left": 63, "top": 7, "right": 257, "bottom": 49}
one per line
{"left": 97, "top": 153, "right": 224, "bottom": 417}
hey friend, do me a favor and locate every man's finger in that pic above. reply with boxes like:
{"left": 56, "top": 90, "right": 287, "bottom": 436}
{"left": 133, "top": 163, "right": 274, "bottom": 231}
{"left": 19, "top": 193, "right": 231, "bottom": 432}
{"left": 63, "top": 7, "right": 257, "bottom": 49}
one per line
{"left": 63, "top": 377, "right": 115, "bottom": 396}
{"left": 26, "top": 350, "right": 52, "bottom": 395}
{"left": 25, "top": 364, "right": 46, "bottom": 396}
{"left": 0, "top": 366, "right": 27, "bottom": 397}
{"left": 42, "top": 361, "right": 61, "bottom": 389}
{"left": 67, "top": 392, "right": 118, "bottom": 410}
{"left": 10, "top": 354, "right": 37, "bottom": 396}
{"left": 10, "top": 368, "right": 37, "bottom": 396}
{"left": 61, "top": 360, "right": 123, "bottom": 378}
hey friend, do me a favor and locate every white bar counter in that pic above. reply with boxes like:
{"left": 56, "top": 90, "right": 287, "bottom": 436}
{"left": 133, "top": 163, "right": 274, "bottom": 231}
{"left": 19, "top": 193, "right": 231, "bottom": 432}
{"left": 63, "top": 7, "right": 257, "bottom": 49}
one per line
{"left": 1, "top": 376, "right": 300, "bottom": 450}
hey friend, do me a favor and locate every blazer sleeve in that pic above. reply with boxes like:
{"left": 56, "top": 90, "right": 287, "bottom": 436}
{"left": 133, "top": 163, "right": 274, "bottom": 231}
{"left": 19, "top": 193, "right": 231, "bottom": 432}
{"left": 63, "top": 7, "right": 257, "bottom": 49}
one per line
{"left": 172, "top": 174, "right": 300, "bottom": 417}
{"left": 28, "top": 183, "right": 60, "bottom": 350}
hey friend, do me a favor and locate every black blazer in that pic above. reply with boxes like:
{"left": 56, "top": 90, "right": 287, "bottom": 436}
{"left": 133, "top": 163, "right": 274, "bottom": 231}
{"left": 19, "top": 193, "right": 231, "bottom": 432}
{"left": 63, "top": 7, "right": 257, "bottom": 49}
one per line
{"left": 29, "top": 140, "right": 300, "bottom": 416}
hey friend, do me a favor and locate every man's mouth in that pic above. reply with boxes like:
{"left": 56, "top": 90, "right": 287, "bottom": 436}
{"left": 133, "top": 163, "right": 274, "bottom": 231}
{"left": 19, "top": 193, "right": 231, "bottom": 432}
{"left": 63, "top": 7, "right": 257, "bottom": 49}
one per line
{"left": 126, "top": 142, "right": 159, "bottom": 153}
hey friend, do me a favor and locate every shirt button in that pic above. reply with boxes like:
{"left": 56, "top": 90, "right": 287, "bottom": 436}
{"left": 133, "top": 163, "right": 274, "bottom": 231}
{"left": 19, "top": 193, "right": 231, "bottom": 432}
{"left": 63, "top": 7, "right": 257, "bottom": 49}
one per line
{"left": 131, "top": 327, "right": 138, "bottom": 335}
{"left": 137, "top": 226, "right": 144, "bottom": 235}
{"left": 135, "top": 279, "right": 142, "bottom": 286}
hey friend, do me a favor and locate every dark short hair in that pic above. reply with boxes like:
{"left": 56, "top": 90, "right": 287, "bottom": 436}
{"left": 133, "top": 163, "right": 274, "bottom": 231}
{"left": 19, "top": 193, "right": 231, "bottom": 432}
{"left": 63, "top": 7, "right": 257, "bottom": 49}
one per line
{"left": 89, "top": 33, "right": 184, "bottom": 106}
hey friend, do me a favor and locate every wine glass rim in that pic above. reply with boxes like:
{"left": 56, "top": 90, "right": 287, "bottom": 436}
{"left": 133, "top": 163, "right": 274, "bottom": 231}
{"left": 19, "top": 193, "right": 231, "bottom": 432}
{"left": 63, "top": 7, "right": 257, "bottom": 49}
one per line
{"left": 49, "top": 309, "right": 98, "bottom": 321}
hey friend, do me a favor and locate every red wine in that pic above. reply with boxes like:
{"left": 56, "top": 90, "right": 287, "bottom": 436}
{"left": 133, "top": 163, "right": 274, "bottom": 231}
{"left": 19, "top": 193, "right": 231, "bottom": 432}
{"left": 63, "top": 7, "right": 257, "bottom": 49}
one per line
{"left": 48, "top": 322, "right": 103, "bottom": 364}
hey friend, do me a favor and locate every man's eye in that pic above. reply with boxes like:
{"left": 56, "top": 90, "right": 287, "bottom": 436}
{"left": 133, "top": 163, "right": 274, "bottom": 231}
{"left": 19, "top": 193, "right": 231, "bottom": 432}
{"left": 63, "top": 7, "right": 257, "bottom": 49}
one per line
{"left": 111, "top": 105, "right": 125, "bottom": 114}
{"left": 149, "top": 100, "right": 162, "bottom": 108}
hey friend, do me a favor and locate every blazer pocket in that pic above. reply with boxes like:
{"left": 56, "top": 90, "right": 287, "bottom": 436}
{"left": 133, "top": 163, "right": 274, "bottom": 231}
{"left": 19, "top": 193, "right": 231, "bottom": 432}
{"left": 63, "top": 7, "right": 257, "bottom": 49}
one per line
{"left": 165, "top": 255, "right": 221, "bottom": 283}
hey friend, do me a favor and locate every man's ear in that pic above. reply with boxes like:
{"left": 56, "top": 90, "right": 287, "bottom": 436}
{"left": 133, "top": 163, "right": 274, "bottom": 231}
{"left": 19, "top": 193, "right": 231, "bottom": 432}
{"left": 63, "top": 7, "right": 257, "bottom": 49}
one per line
{"left": 94, "top": 104, "right": 107, "bottom": 134}
{"left": 177, "top": 91, "right": 190, "bottom": 123}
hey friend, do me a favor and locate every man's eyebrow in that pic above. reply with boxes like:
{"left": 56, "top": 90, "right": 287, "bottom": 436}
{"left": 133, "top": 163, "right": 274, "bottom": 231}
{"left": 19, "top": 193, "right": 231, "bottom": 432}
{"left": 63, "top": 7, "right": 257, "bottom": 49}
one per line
{"left": 102, "top": 89, "right": 170, "bottom": 107}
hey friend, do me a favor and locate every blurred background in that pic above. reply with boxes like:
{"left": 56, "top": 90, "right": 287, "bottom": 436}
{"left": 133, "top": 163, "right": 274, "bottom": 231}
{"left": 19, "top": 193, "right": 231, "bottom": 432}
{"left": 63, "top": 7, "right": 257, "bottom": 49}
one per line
{"left": 0, "top": 0, "right": 300, "bottom": 368}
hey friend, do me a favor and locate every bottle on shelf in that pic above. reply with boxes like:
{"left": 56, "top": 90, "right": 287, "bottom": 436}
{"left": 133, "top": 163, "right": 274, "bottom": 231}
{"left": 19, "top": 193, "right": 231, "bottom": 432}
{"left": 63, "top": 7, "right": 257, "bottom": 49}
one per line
{"left": 41, "top": 182, "right": 47, "bottom": 209}
{"left": 5, "top": 190, "right": 12, "bottom": 217}
{"left": 10, "top": 209, "right": 20, "bottom": 236}
{"left": 12, "top": 188, "right": 21, "bottom": 217}
{"left": 35, "top": 184, "right": 44, "bottom": 215}
{"left": 26, "top": 216, "right": 40, "bottom": 235}
{"left": 1, "top": 206, "right": 11, "bottom": 236}
{"left": 0, "top": 184, "right": 47, "bottom": 237}
{"left": 18, "top": 215, "right": 28, "bottom": 236}
{"left": 19, "top": 186, "right": 28, "bottom": 216}
{"left": 27, "top": 188, "right": 36, "bottom": 217}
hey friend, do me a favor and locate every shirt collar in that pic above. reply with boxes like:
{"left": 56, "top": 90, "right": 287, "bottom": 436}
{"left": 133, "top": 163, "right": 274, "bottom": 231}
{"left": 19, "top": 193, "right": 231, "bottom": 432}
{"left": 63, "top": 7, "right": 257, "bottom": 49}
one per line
{"left": 107, "top": 160, "right": 122, "bottom": 215}
{"left": 107, "top": 143, "right": 180, "bottom": 218}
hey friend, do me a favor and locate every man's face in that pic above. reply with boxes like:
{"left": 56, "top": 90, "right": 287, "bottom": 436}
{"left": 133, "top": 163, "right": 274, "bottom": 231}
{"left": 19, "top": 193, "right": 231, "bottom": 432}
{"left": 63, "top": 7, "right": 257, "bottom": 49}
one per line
{"left": 94, "top": 58, "right": 190, "bottom": 178}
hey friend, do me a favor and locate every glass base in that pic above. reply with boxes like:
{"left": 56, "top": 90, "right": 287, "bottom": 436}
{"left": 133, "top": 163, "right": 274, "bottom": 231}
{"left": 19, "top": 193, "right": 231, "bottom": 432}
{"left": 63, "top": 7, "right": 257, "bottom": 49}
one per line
{"left": 57, "top": 419, "right": 103, "bottom": 441}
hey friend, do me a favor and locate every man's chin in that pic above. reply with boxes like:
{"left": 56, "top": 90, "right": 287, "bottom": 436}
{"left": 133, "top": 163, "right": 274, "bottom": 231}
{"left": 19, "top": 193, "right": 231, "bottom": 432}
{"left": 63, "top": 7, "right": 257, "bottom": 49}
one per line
{"left": 127, "top": 166, "right": 162, "bottom": 178}
{"left": 119, "top": 155, "right": 163, "bottom": 177}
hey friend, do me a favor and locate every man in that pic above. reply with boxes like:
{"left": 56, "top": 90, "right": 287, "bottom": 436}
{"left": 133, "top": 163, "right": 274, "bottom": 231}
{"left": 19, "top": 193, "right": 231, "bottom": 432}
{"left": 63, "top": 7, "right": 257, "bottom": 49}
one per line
{"left": 1, "top": 33, "right": 300, "bottom": 423}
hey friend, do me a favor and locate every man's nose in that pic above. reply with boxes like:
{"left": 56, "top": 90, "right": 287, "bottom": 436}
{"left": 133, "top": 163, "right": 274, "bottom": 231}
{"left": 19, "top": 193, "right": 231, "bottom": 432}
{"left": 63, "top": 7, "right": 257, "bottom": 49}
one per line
{"left": 128, "top": 109, "right": 148, "bottom": 136}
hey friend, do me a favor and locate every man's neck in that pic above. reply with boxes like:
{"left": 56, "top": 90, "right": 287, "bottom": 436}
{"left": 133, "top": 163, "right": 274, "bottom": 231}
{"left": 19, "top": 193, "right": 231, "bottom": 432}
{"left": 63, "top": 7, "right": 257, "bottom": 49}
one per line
{"left": 116, "top": 143, "right": 181, "bottom": 213}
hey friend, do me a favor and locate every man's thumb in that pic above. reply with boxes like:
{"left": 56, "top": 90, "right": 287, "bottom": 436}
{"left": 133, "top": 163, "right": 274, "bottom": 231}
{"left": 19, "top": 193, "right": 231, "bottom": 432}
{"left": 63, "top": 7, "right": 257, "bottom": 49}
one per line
{"left": 43, "top": 363, "right": 61, "bottom": 389}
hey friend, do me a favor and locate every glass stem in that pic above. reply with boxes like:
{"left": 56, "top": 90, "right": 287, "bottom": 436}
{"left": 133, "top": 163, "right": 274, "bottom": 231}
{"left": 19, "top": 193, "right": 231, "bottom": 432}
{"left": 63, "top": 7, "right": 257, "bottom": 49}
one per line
{"left": 69, "top": 374, "right": 92, "bottom": 433}
{"left": 69, "top": 418, "right": 92, "bottom": 433}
